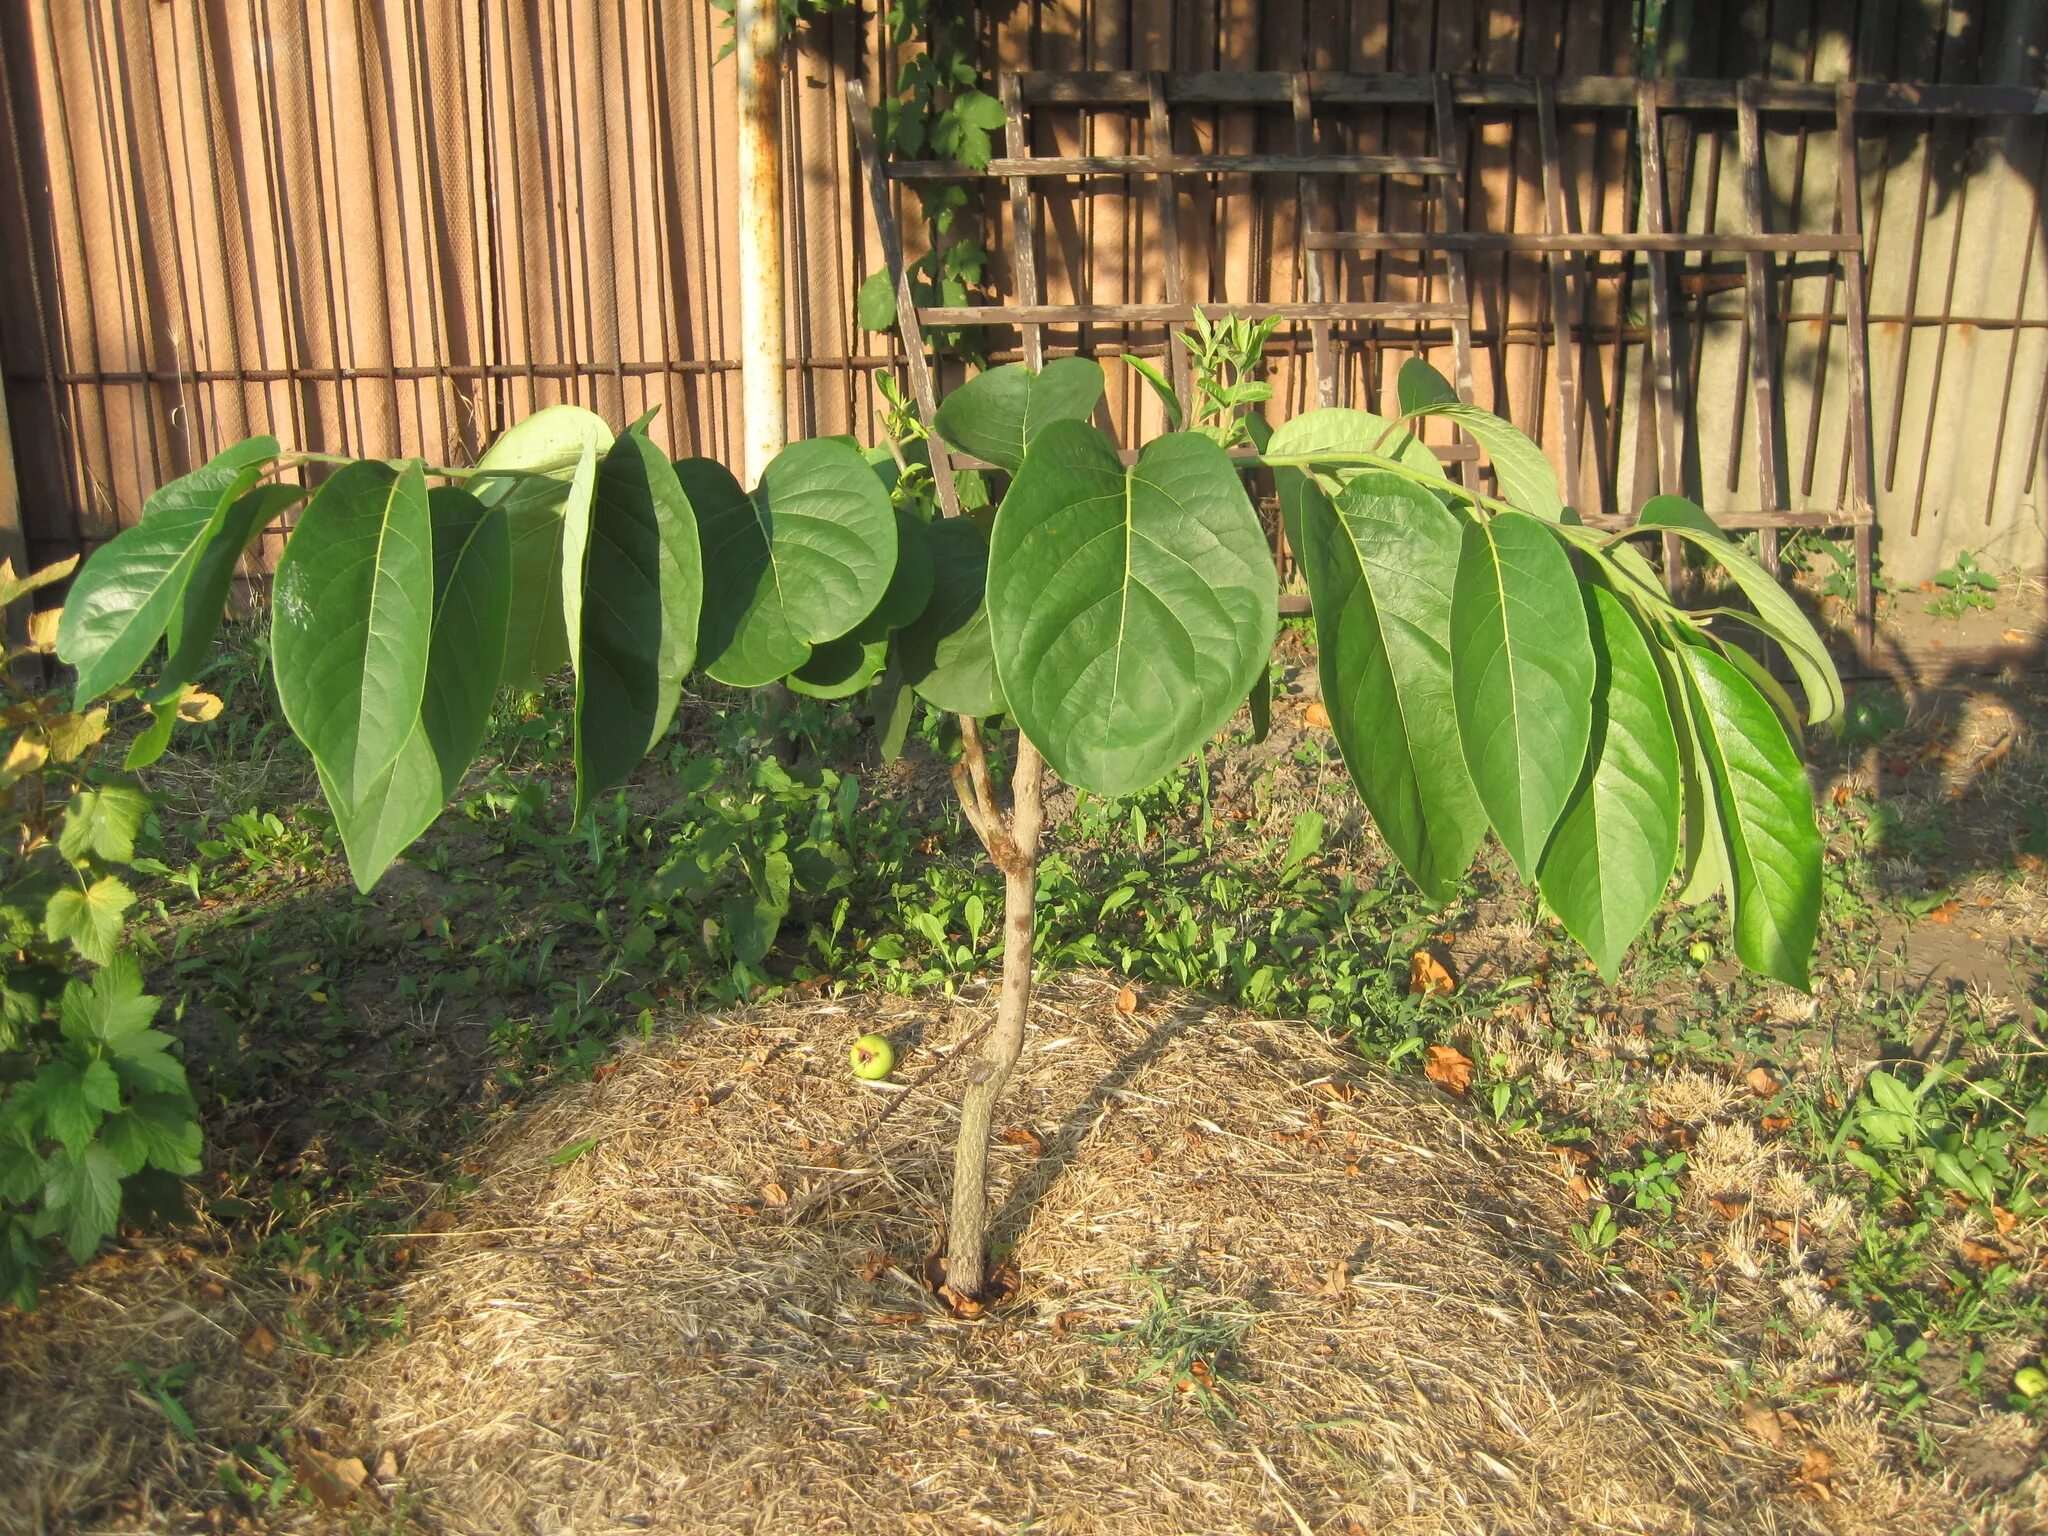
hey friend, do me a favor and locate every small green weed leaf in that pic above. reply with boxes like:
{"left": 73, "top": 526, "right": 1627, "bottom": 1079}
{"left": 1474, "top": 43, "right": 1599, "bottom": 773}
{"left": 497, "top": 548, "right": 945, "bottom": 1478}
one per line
{"left": 1676, "top": 643, "right": 1822, "bottom": 989}
{"left": 1450, "top": 512, "right": 1595, "bottom": 878}
{"left": 1536, "top": 587, "right": 1681, "bottom": 979}
{"left": 932, "top": 359, "right": 1105, "bottom": 473}
{"left": 271, "top": 460, "right": 435, "bottom": 809}
{"left": 988, "top": 423, "right": 1275, "bottom": 798}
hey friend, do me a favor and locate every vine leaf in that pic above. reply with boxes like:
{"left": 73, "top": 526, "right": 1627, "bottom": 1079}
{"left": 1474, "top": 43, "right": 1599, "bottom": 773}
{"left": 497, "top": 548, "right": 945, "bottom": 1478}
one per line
{"left": 988, "top": 422, "right": 1275, "bottom": 798}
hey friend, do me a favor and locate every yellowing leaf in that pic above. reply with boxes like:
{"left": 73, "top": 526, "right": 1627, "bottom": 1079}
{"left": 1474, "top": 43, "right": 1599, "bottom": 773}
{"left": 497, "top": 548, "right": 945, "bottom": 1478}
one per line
{"left": 1408, "top": 949, "right": 1456, "bottom": 997}
{"left": 1423, "top": 1042, "right": 1473, "bottom": 1094}
{"left": 0, "top": 734, "right": 48, "bottom": 788}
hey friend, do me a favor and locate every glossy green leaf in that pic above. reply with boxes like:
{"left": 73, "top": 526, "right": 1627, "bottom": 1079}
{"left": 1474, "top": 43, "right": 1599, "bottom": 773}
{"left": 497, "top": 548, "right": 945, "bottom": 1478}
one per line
{"left": 1406, "top": 401, "right": 1562, "bottom": 519}
{"left": 988, "top": 423, "right": 1275, "bottom": 797}
{"left": 1627, "top": 501, "right": 1843, "bottom": 725}
{"left": 896, "top": 518, "right": 1003, "bottom": 717}
{"left": 469, "top": 405, "right": 609, "bottom": 688}
{"left": 858, "top": 509, "right": 936, "bottom": 637}
{"left": 1536, "top": 587, "right": 1681, "bottom": 979}
{"left": 1676, "top": 643, "right": 1822, "bottom": 989}
{"left": 272, "top": 459, "right": 435, "bottom": 811}
{"left": 1296, "top": 469, "right": 1483, "bottom": 903}
{"left": 1120, "top": 354, "right": 1184, "bottom": 431}
{"left": 932, "top": 358, "right": 1106, "bottom": 473}
{"left": 1450, "top": 510, "right": 1596, "bottom": 877}
{"left": 58, "top": 437, "right": 279, "bottom": 702}
{"left": 320, "top": 488, "right": 511, "bottom": 890}
{"left": 687, "top": 439, "right": 898, "bottom": 687}
{"left": 788, "top": 634, "right": 890, "bottom": 699}
{"left": 565, "top": 433, "right": 703, "bottom": 820}
{"left": 1396, "top": 357, "right": 1460, "bottom": 415}
{"left": 152, "top": 482, "right": 307, "bottom": 702}
{"left": 1264, "top": 407, "right": 1445, "bottom": 557}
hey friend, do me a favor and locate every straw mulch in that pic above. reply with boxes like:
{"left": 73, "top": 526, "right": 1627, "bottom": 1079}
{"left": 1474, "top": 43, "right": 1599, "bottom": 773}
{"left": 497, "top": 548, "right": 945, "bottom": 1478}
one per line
{"left": 272, "top": 974, "right": 2020, "bottom": 1536}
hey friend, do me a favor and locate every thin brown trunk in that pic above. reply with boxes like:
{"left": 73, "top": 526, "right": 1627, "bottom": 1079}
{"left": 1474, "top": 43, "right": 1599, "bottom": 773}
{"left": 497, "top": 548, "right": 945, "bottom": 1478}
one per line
{"left": 942, "top": 723, "right": 1045, "bottom": 1301}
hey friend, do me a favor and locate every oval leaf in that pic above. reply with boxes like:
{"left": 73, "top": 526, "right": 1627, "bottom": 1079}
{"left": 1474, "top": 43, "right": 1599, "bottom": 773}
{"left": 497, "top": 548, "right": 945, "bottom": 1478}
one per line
{"left": 688, "top": 439, "right": 897, "bottom": 687}
{"left": 989, "top": 422, "right": 1276, "bottom": 797}
{"left": 932, "top": 358, "right": 1106, "bottom": 473}
{"left": 1297, "top": 469, "right": 1484, "bottom": 903}
{"left": 565, "top": 432, "right": 704, "bottom": 820}
{"left": 322, "top": 487, "right": 511, "bottom": 890}
{"left": 1406, "top": 402, "right": 1562, "bottom": 520}
{"left": 1676, "top": 643, "right": 1822, "bottom": 989}
{"left": 469, "top": 405, "right": 610, "bottom": 689}
{"left": 896, "top": 518, "right": 1004, "bottom": 717}
{"left": 272, "top": 460, "right": 435, "bottom": 810}
{"left": 58, "top": 436, "right": 280, "bottom": 702}
{"left": 1536, "top": 587, "right": 1681, "bottom": 979}
{"left": 152, "top": 482, "right": 307, "bottom": 701}
{"left": 1450, "top": 510, "right": 1596, "bottom": 877}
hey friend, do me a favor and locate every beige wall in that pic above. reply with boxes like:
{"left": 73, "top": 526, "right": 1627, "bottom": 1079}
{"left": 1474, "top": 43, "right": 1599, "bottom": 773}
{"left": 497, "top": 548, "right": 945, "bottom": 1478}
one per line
{"left": 2, "top": 1, "right": 2043, "bottom": 588}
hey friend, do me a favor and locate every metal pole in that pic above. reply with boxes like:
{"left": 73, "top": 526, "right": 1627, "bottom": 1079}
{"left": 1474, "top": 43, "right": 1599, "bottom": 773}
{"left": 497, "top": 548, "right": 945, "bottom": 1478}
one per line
{"left": 736, "top": 0, "right": 786, "bottom": 484}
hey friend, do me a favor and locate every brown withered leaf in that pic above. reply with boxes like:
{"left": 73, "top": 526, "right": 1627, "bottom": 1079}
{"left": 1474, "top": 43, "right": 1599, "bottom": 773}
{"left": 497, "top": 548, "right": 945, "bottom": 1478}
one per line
{"left": 1792, "top": 1445, "right": 1836, "bottom": 1500}
{"left": 1423, "top": 1043, "right": 1473, "bottom": 1095}
{"left": 239, "top": 1323, "right": 279, "bottom": 1362}
{"left": 759, "top": 1181, "right": 789, "bottom": 1208}
{"left": 1742, "top": 1405, "right": 1790, "bottom": 1449}
{"left": 414, "top": 1210, "right": 459, "bottom": 1235}
{"left": 1744, "top": 1066, "right": 1781, "bottom": 1098}
{"left": 1409, "top": 950, "right": 1456, "bottom": 998}
{"left": 1312, "top": 1259, "right": 1351, "bottom": 1302}
{"left": 291, "top": 1446, "right": 371, "bottom": 1510}
{"left": 1926, "top": 902, "right": 1959, "bottom": 925}
{"left": 1050, "top": 1309, "right": 1087, "bottom": 1339}
{"left": 1760, "top": 1114, "right": 1793, "bottom": 1135}
{"left": 1114, "top": 983, "right": 1139, "bottom": 1015}
{"left": 1708, "top": 1193, "right": 1751, "bottom": 1221}
{"left": 855, "top": 1249, "right": 890, "bottom": 1284}
{"left": 1304, "top": 699, "right": 1331, "bottom": 729}
{"left": 1993, "top": 1206, "right": 2018, "bottom": 1235}
{"left": 999, "top": 1126, "right": 1046, "bottom": 1156}
{"left": 1566, "top": 1174, "right": 1596, "bottom": 1206}
{"left": 1958, "top": 1237, "right": 2010, "bottom": 1269}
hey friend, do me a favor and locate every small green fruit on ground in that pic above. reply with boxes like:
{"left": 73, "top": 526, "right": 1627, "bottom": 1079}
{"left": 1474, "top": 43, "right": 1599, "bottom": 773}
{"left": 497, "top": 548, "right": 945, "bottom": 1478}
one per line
{"left": 1688, "top": 939, "right": 1714, "bottom": 966}
{"left": 2016, "top": 1366, "right": 2048, "bottom": 1398}
{"left": 849, "top": 1034, "right": 896, "bottom": 1081}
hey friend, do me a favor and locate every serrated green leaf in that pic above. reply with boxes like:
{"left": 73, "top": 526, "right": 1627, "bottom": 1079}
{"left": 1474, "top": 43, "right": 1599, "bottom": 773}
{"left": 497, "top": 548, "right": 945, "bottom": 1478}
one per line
{"left": 896, "top": 519, "right": 1003, "bottom": 716}
{"left": 25, "top": 1058, "right": 122, "bottom": 1155}
{"left": 687, "top": 439, "right": 897, "bottom": 687}
{"left": 321, "top": 488, "right": 512, "bottom": 890}
{"left": 57, "top": 437, "right": 279, "bottom": 702}
{"left": 58, "top": 786, "right": 151, "bottom": 865}
{"left": 566, "top": 433, "right": 703, "bottom": 821}
{"left": 1676, "top": 643, "right": 1822, "bottom": 989}
{"left": 1296, "top": 469, "right": 1484, "bottom": 903}
{"left": 98, "top": 1094, "right": 201, "bottom": 1177}
{"left": 988, "top": 423, "right": 1275, "bottom": 798}
{"left": 43, "top": 876, "right": 136, "bottom": 966}
{"left": 39, "top": 1143, "right": 125, "bottom": 1263}
{"left": 932, "top": 359, "right": 1106, "bottom": 474}
{"left": 57, "top": 953, "right": 159, "bottom": 1049}
{"left": 272, "top": 460, "right": 435, "bottom": 809}
{"left": 1536, "top": 587, "right": 1681, "bottom": 979}
{"left": 469, "top": 405, "right": 611, "bottom": 688}
{"left": 955, "top": 88, "right": 1008, "bottom": 130}
{"left": 1450, "top": 511, "right": 1596, "bottom": 877}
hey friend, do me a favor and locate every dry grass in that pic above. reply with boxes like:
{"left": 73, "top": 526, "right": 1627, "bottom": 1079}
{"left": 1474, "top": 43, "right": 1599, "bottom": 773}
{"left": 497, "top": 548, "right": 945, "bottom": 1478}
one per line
{"left": 5, "top": 975, "right": 2038, "bottom": 1535}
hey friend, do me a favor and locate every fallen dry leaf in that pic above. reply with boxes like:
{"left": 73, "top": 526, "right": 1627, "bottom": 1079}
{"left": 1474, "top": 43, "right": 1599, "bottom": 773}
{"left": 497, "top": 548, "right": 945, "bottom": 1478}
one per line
{"left": 1793, "top": 1444, "right": 1836, "bottom": 1500}
{"left": 1744, "top": 1066, "right": 1781, "bottom": 1098}
{"left": 1925, "top": 902, "right": 1959, "bottom": 925}
{"left": 1567, "top": 1174, "right": 1597, "bottom": 1205}
{"left": 855, "top": 1249, "right": 890, "bottom": 1284}
{"left": 759, "top": 1181, "right": 789, "bottom": 1208}
{"left": 415, "top": 1209, "right": 459, "bottom": 1234}
{"left": 1958, "top": 1237, "right": 2010, "bottom": 1269}
{"left": 1742, "top": 1405, "right": 1790, "bottom": 1449}
{"left": 1312, "top": 1259, "right": 1352, "bottom": 1301}
{"left": 1409, "top": 949, "right": 1455, "bottom": 998}
{"left": 1709, "top": 1193, "right": 1751, "bottom": 1221}
{"left": 292, "top": 1446, "right": 371, "bottom": 1510}
{"left": 240, "top": 1323, "right": 279, "bottom": 1362}
{"left": 1423, "top": 1043, "right": 1473, "bottom": 1095}
{"left": 1304, "top": 699, "right": 1331, "bottom": 729}
{"left": 2002, "top": 628, "right": 2026, "bottom": 643}
{"left": 1994, "top": 1206, "right": 2018, "bottom": 1235}
{"left": 999, "top": 1126, "right": 1046, "bottom": 1156}
{"left": 1114, "top": 983, "right": 1139, "bottom": 1015}
{"left": 1760, "top": 1114, "right": 1793, "bottom": 1135}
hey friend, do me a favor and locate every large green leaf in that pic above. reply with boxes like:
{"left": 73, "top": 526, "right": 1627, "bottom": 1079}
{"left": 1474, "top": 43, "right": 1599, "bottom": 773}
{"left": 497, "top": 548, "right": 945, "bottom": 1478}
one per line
{"left": 1295, "top": 469, "right": 1483, "bottom": 903}
{"left": 469, "top": 405, "right": 609, "bottom": 689}
{"left": 932, "top": 358, "right": 1106, "bottom": 473}
{"left": 564, "top": 432, "right": 703, "bottom": 820}
{"left": 1450, "top": 510, "right": 1595, "bottom": 877}
{"left": 152, "top": 482, "right": 307, "bottom": 701}
{"left": 896, "top": 518, "right": 1003, "bottom": 717}
{"left": 687, "top": 438, "right": 897, "bottom": 687}
{"left": 271, "top": 459, "right": 435, "bottom": 811}
{"left": 1406, "top": 402, "right": 1562, "bottom": 519}
{"left": 1676, "top": 643, "right": 1822, "bottom": 989}
{"left": 58, "top": 436, "right": 279, "bottom": 701}
{"left": 1264, "top": 407, "right": 1445, "bottom": 555}
{"left": 1536, "top": 587, "right": 1681, "bottom": 979}
{"left": 320, "top": 487, "right": 511, "bottom": 890}
{"left": 988, "top": 423, "right": 1275, "bottom": 797}
{"left": 1631, "top": 501, "right": 1843, "bottom": 726}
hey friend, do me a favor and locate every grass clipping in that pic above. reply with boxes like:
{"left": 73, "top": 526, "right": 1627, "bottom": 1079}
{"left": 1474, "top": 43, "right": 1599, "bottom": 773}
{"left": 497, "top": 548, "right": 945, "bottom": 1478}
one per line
{"left": 284, "top": 975, "right": 1995, "bottom": 1536}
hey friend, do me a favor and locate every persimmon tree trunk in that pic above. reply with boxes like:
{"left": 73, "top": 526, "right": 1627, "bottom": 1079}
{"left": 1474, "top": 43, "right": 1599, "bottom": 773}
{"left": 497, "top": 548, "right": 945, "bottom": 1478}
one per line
{"left": 942, "top": 717, "right": 1045, "bottom": 1301}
